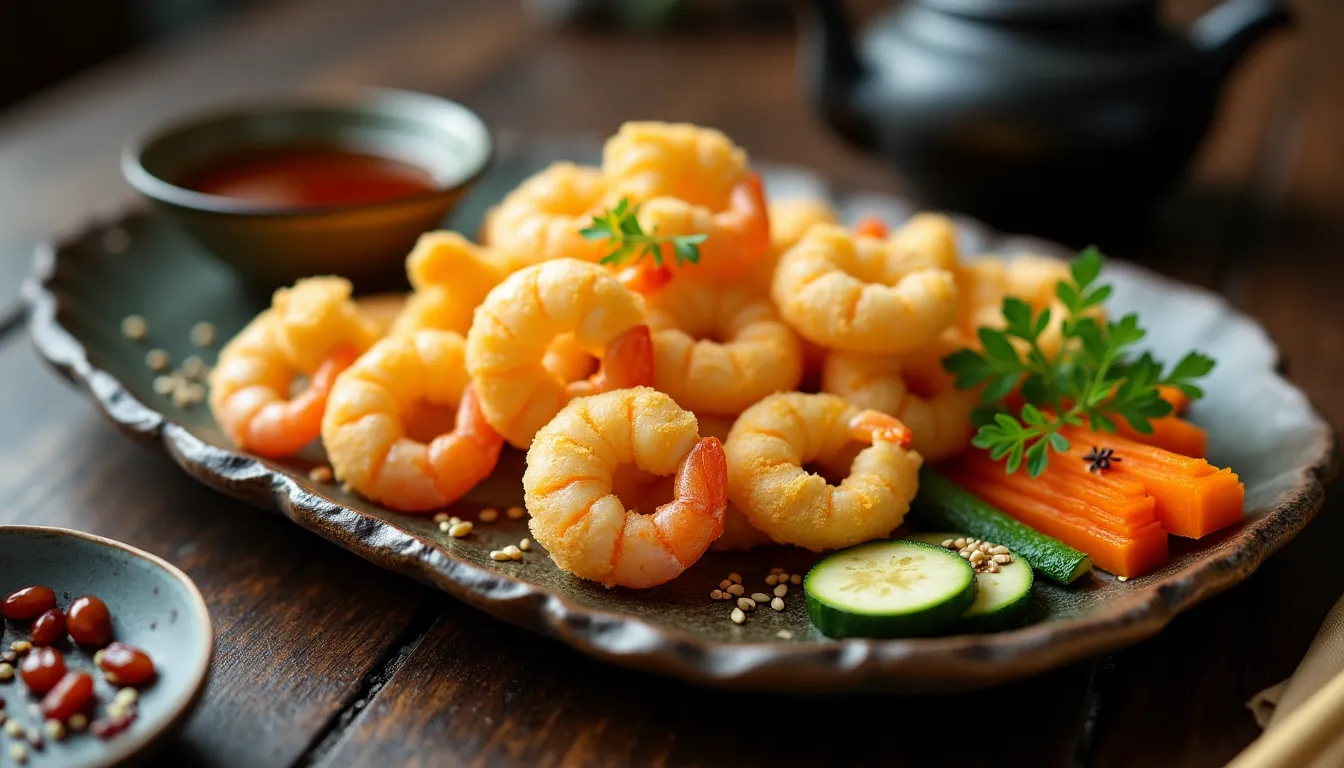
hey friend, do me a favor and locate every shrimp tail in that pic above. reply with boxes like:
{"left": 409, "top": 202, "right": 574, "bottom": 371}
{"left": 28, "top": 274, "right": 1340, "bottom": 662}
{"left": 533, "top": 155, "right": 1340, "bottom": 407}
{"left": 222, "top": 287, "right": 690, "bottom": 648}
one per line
{"left": 569, "top": 325, "right": 655, "bottom": 397}
{"left": 239, "top": 346, "right": 359, "bottom": 458}
{"left": 848, "top": 410, "right": 914, "bottom": 449}
{"left": 651, "top": 437, "right": 728, "bottom": 565}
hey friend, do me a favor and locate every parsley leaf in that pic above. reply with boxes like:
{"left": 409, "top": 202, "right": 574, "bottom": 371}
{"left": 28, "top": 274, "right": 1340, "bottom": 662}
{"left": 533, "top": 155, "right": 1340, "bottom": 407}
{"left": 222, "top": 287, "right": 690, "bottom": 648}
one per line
{"left": 943, "top": 248, "right": 1216, "bottom": 476}
{"left": 581, "top": 198, "right": 707, "bottom": 269}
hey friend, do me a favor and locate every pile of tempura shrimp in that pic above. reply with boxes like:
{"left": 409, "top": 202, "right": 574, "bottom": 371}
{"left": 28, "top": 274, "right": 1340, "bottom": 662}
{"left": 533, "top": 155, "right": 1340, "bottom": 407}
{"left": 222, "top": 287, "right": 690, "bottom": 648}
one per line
{"left": 205, "top": 121, "right": 1084, "bottom": 589}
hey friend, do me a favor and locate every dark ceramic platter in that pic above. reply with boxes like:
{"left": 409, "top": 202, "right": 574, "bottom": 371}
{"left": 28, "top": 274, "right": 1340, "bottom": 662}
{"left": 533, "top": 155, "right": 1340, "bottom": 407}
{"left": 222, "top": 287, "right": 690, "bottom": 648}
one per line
{"left": 22, "top": 149, "right": 1336, "bottom": 692}
{"left": 0, "top": 526, "right": 213, "bottom": 767}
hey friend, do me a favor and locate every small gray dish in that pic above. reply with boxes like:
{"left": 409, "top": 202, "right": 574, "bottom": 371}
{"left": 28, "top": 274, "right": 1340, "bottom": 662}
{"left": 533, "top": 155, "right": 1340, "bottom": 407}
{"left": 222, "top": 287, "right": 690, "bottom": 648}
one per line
{"left": 0, "top": 526, "right": 213, "bottom": 767}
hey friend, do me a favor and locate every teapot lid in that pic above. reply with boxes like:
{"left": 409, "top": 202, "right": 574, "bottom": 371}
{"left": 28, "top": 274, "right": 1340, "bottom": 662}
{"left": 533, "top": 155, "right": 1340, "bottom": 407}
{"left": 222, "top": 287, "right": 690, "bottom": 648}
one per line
{"left": 920, "top": 0, "right": 1156, "bottom": 22}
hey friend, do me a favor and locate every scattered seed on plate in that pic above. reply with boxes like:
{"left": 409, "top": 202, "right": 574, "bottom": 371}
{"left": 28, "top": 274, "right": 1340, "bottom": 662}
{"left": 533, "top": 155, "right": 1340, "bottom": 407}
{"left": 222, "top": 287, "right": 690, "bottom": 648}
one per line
{"left": 145, "top": 349, "right": 171, "bottom": 372}
{"left": 502, "top": 545, "right": 522, "bottom": 561}
{"left": 730, "top": 607, "right": 746, "bottom": 625}
{"left": 765, "top": 574, "right": 778, "bottom": 586}
{"left": 114, "top": 688, "right": 138, "bottom": 707}
{"left": 1118, "top": 576, "right": 1128, "bottom": 582}
{"left": 308, "top": 466, "right": 333, "bottom": 484}
{"left": 774, "top": 584, "right": 788, "bottom": 598}
{"left": 433, "top": 512, "right": 451, "bottom": 523}
{"left": 519, "top": 538, "right": 532, "bottom": 552}
{"left": 776, "top": 629, "right": 793, "bottom": 639}
{"left": 769, "top": 566, "right": 785, "bottom": 575}
{"left": 4, "top": 719, "right": 21, "bottom": 736}
{"left": 479, "top": 508, "right": 499, "bottom": 523}
{"left": 190, "top": 321, "right": 217, "bottom": 348}
{"left": 10, "top": 642, "right": 30, "bottom": 654}
{"left": 438, "top": 521, "right": 452, "bottom": 533}
{"left": 710, "top": 589, "right": 723, "bottom": 600}
{"left": 180, "top": 355, "right": 208, "bottom": 380}
{"left": 718, "top": 579, "right": 731, "bottom": 590}
{"left": 25, "top": 727, "right": 42, "bottom": 749}
{"left": 489, "top": 550, "right": 511, "bottom": 562}
{"left": 93, "top": 650, "right": 105, "bottom": 667}
{"left": 751, "top": 592, "right": 770, "bottom": 603}
{"left": 43, "top": 719, "right": 64, "bottom": 742}
{"left": 0, "top": 664, "right": 12, "bottom": 682}
{"left": 153, "top": 375, "right": 181, "bottom": 395}
{"left": 448, "top": 522, "right": 473, "bottom": 538}
{"left": 172, "top": 383, "right": 205, "bottom": 408}
{"left": 67, "top": 714, "right": 87, "bottom": 733}
{"left": 506, "top": 505, "right": 526, "bottom": 520}
{"left": 737, "top": 597, "right": 756, "bottom": 612}
{"left": 10, "top": 742, "right": 27, "bottom": 764}
{"left": 1, "top": 651, "right": 14, "bottom": 663}
{"left": 771, "top": 597, "right": 785, "bottom": 611}
{"left": 120, "top": 315, "right": 148, "bottom": 341}
{"left": 728, "top": 572, "right": 742, "bottom": 584}
{"left": 726, "top": 584, "right": 745, "bottom": 597}
{"left": 790, "top": 574, "right": 801, "bottom": 585}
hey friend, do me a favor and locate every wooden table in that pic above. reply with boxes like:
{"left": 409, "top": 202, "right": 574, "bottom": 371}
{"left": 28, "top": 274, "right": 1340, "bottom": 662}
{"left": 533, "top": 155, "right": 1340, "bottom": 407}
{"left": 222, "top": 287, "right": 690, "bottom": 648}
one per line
{"left": 0, "top": 1, "right": 1340, "bottom": 765}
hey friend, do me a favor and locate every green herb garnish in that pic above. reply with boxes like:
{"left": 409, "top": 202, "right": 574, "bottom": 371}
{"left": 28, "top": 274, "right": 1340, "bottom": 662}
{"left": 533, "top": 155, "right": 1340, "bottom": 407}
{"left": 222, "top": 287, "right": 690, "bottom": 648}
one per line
{"left": 580, "top": 198, "right": 707, "bottom": 268}
{"left": 942, "top": 247, "right": 1215, "bottom": 476}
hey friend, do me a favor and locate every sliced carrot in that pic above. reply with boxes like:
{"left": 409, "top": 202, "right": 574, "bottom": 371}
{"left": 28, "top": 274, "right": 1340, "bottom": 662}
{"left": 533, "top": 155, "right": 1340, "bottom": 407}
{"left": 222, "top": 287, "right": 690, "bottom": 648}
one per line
{"left": 1116, "top": 415, "right": 1208, "bottom": 458}
{"left": 851, "top": 216, "right": 889, "bottom": 239}
{"left": 943, "top": 462, "right": 1169, "bottom": 578}
{"left": 1059, "top": 427, "right": 1244, "bottom": 539}
{"left": 954, "top": 448, "right": 1157, "bottom": 536}
{"left": 1157, "top": 385, "right": 1190, "bottom": 415}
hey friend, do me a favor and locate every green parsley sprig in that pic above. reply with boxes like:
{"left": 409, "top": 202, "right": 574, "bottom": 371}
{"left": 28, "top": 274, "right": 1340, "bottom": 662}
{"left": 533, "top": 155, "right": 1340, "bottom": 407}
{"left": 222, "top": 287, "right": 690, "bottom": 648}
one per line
{"left": 943, "top": 247, "right": 1215, "bottom": 476}
{"left": 580, "top": 198, "right": 707, "bottom": 268}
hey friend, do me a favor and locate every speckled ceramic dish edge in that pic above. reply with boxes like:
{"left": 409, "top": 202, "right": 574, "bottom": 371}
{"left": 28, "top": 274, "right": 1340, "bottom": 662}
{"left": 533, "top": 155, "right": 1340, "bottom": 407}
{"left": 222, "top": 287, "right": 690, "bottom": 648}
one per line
{"left": 0, "top": 525, "right": 213, "bottom": 766}
{"left": 21, "top": 172, "right": 1337, "bottom": 692}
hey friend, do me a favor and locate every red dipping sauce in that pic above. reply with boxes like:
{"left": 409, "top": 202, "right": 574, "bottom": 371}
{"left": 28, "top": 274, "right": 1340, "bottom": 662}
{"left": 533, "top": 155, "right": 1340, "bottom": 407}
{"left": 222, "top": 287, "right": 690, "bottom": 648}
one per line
{"left": 181, "top": 146, "right": 436, "bottom": 208}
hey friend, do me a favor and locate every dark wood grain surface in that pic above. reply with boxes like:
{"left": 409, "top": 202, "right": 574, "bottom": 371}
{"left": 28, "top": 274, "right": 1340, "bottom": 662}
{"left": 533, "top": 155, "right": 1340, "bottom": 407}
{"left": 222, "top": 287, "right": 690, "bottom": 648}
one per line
{"left": 0, "top": 1, "right": 1340, "bottom": 765}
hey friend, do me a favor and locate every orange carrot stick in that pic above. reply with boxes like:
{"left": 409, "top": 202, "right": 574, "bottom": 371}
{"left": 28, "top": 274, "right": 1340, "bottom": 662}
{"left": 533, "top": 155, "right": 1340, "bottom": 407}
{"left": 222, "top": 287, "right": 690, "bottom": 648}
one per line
{"left": 1116, "top": 415, "right": 1208, "bottom": 458}
{"left": 1059, "top": 427, "right": 1243, "bottom": 539}
{"left": 943, "top": 461, "right": 1169, "bottom": 578}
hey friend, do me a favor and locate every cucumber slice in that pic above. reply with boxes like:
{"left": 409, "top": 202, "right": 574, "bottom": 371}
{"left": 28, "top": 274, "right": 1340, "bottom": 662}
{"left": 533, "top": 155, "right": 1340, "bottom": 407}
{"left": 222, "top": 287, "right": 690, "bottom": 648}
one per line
{"left": 906, "top": 532, "right": 1034, "bottom": 633}
{"left": 909, "top": 468, "right": 1093, "bottom": 585}
{"left": 804, "top": 540, "right": 976, "bottom": 639}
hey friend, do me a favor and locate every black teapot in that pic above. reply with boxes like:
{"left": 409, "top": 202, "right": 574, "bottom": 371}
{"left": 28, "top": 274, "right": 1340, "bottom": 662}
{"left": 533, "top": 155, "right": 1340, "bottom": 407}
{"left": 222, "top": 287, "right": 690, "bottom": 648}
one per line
{"left": 800, "top": 0, "right": 1290, "bottom": 239}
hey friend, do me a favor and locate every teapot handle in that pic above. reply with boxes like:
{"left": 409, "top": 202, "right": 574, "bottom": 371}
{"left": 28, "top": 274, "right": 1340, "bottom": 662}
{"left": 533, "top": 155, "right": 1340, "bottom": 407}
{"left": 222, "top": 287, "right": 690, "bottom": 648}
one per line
{"left": 1191, "top": 0, "right": 1291, "bottom": 71}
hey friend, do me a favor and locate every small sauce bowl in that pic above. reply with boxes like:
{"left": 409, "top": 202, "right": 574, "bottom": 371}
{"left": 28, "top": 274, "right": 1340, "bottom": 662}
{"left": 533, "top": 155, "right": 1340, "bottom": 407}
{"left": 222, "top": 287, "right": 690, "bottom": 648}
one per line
{"left": 122, "top": 89, "right": 492, "bottom": 294}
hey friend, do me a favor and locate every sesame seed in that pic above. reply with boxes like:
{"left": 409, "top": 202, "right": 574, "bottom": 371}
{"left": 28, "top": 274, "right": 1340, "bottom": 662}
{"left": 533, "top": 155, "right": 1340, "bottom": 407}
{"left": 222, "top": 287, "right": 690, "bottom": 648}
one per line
{"left": 180, "top": 355, "right": 208, "bottom": 380}
{"left": 710, "top": 589, "right": 723, "bottom": 600}
{"left": 93, "top": 650, "right": 105, "bottom": 667}
{"left": 479, "top": 508, "right": 499, "bottom": 523}
{"left": 719, "top": 579, "right": 732, "bottom": 590}
{"left": 992, "top": 554, "right": 1012, "bottom": 564}
{"left": 738, "top": 598, "right": 757, "bottom": 612}
{"left": 4, "top": 720, "right": 21, "bottom": 736}
{"left": 43, "top": 720, "right": 64, "bottom": 742}
{"left": 730, "top": 607, "right": 746, "bottom": 625}
{"left": 776, "top": 629, "right": 793, "bottom": 639}
{"left": 153, "top": 375, "right": 181, "bottom": 395}
{"left": 190, "top": 322, "right": 217, "bottom": 348}
{"left": 0, "top": 651, "right": 12, "bottom": 663}
{"left": 769, "top": 567, "right": 785, "bottom": 574}
{"left": 308, "top": 466, "right": 333, "bottom": 484}
{"left": 120, "top": 315, "right": 148, "bottom": 341}
{"left": 751, "top": 592, "right": 770, "bottom": 602}
{"left": 114, "top": 688, "right": 138, "bottom": 707}
{"left": 67, "top": 715, "right": 87, "bottom": 733}
{"left": 774, "top": 584, "right": 788, "bottom": 597}
{"left": 433, "top": 512, "right": 451, "bottom": 522}
{"left": 519, "top": 538, "right": 532, "bottom": 552}
{"left": 25, "top": 727, "right": 41, "bottom": 748}
{"left": 771, "top": 597, "right": 785, "bottom": 611}
{"left": 1118, "top": 576, "right": 1128, "bottom": 582}
{"left": 506, "top": 506, "right": 526, "bottom": 520}
{"left": 449, "top": 522, "right": 474, "bottom": 538}
{"left": 775, "top": 573, "right": 789, "bottom": 583}
{"left": 107, "top": 702, "right": 125, "bottom": 720}
{"left": 729, "top": 572, "right": 742, "bottom": 584}
{"left": 489, "top": 550, "right": 511, "bottom": 562}
{"left": 172, "top": 383, "right": 205, "bottom": 408}
{"left": 0, "top": 664, "right": 11, "bottom": 681}
{"left": 790, "top": 574, "right": 801, "bottom": 585}
{"left": 503, "top": 545, "right": 523, "bottom": 560}
{"left": 10, "top": 642, "right": 30, "bottom": 654}
{"left": 941, "top": 538, "right": 955, "bottom": 548}
{"left": 765, "top": 574, "right": 778, "bottom": 586}
{"left": 145, "top": 348, "right": 171, "bottom": 372}
{"left": 726, "top": 584, "right": 745, "bottom": 597}
{"left": 10, "top": 742, "right": 27, "bottom": 764}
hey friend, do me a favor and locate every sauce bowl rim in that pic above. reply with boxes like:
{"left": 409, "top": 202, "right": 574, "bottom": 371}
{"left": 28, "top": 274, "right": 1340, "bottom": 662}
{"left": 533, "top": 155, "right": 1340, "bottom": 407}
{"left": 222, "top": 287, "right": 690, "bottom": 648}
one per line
{"left": 121, "top": 88, "right": 493, "bottom": 219}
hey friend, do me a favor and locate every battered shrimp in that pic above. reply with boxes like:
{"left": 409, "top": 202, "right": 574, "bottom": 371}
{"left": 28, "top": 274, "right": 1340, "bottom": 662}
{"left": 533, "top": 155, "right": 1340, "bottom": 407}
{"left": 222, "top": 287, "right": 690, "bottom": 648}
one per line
{"left": 603, "top": 122, "right": 768, "bottom": 281}
{"left": 772, "top": 216, "right": 960, "bottom": 354}
{"left": 645, "top": 281, "right": 803, "bottom": 417}
{"left": 481, "top": 162, "right": 609, "bottom": 267}
{"left": 465, "top": 259, "right": 653, "bottom": 448}
{"left": 209, "top": 277, "right": 378, "bottom": 458}
{"left": 821, "top": 342, "right": 978, "bottom": 463}
{"left": 724, "top": 393, "right": 922, "bottom": 551}
{"left": 524, "top": 387, "right": 728, "bottom": 588}
{"left": 388, "top": 231, "right": 507, "bottom": 337}
{"left": 322, "top": 329, "right": 503, "bottom": 512}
